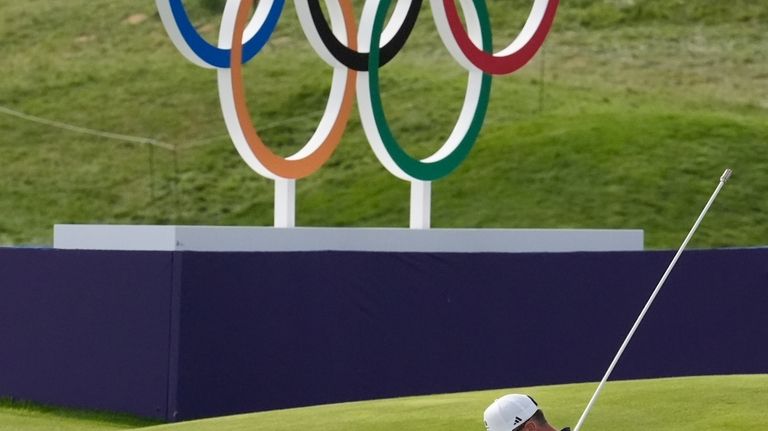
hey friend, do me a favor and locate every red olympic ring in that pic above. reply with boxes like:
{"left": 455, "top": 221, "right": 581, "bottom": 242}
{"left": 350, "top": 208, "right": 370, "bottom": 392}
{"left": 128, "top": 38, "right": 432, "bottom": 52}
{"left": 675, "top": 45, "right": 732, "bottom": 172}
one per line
{"left": 439, "top": 0, "right": 559, "bottom": 75}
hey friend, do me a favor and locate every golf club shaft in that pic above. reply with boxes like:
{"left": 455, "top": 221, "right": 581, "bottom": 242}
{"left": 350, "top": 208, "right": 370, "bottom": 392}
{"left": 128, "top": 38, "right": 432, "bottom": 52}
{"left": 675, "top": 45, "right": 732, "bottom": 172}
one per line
{"left": 572, "top": 169, "right": 732, "bottom": 431}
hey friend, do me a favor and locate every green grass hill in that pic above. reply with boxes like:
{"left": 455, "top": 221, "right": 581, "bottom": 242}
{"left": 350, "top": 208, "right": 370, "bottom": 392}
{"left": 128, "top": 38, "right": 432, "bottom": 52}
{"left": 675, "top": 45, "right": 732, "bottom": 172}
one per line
{"left": 1, "top": 0, "right": 766, "bottom": 247}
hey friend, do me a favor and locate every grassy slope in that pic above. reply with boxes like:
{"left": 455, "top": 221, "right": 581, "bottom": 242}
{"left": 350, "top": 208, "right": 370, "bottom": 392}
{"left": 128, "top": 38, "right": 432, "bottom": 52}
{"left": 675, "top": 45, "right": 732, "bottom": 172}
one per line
{"left": 3, "top": 375, "right": 767, "bottom": 431}
{"left": 0, "top": 1, "right": 766, "bottom": 248}
{"left": 0, "top": 399, "right": 156, "bottom": 431}
{"left": 138, "top": 375, "right": 768, "bottom": 431}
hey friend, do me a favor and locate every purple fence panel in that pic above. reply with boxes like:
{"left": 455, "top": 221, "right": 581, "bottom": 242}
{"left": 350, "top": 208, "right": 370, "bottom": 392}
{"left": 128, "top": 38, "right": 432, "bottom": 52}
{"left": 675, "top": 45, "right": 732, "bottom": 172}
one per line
{"left": 170, "top": 248, "right": 768, "bottom": 420}
{"left": 0, "top": 249, "right": 174, "bottom": 419}
{"left": 1, "top": 247, "right": 766, "bottom": 421}
{"left": 614, "top": 248, "right": 768, "bottom": 379}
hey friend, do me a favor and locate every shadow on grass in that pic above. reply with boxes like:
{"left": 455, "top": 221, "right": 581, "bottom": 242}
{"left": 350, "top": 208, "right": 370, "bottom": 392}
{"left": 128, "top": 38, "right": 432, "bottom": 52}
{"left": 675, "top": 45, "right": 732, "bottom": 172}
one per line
{"left": 0, "top": 397, "right": 161, "bottom": 428}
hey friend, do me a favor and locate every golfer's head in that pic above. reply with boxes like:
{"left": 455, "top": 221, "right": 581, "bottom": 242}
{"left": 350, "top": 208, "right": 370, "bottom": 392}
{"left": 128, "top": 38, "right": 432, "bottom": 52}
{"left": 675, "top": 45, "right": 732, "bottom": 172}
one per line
{"left": 484, "top": 394, "right": 556, "bottom": 431}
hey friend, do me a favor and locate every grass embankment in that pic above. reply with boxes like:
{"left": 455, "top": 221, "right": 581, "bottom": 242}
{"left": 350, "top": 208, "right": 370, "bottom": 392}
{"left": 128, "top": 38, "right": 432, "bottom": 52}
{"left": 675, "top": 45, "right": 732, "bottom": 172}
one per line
{"left": 0, "top": 398, "right": 155, "bottom": 431}
{"left": 0, "top": 1, "right": 766, "bottom": 247}
{"left": 2, "top": 375, "right": 767, "bottom": 431}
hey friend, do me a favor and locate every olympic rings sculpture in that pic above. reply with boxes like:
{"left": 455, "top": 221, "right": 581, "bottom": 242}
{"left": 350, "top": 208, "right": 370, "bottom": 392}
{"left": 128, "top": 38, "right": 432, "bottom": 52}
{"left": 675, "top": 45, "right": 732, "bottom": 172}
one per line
{"left": 157, "top": 0, "right": 559, "bottom": 181}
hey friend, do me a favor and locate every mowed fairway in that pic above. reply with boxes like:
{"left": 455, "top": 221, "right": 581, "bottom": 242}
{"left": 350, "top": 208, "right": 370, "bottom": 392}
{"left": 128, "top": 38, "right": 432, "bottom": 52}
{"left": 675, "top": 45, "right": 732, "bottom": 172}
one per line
{"left": 2, "top": 375, "right": 766, "bottom": 431}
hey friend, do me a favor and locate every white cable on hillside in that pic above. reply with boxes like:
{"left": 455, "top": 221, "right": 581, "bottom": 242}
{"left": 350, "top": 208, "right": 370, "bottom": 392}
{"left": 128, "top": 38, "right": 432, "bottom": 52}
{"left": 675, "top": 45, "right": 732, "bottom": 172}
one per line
{"left": 0, "top": 105, "right": 176, "bottom": 151}
{"left": 1, "top": 64, "right": 468, "bottom": 153}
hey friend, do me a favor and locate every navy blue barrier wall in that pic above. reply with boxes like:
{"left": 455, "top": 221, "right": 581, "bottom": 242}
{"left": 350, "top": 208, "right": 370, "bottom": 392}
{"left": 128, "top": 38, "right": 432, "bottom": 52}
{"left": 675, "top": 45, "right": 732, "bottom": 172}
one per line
{"left": 1, "top": 247, "right": 766, "bottom": 421}
{"left": 0, "top": 249, "right": 174, "bottom": 419}
{"left": 170, "top": 248, "right": 768, "bottom": 420}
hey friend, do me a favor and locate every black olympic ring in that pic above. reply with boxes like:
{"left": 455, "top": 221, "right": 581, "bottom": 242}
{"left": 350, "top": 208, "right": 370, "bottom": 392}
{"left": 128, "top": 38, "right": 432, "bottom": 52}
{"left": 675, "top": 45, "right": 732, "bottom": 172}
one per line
{"left": 306, "top": 0, "right": 423, "bottom": 71}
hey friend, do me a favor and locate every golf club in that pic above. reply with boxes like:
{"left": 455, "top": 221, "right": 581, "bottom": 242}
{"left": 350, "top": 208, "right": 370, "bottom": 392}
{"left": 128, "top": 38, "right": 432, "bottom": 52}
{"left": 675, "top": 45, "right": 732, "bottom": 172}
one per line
{"left": 572, "top": 168, "right": 733, "bottom": 431}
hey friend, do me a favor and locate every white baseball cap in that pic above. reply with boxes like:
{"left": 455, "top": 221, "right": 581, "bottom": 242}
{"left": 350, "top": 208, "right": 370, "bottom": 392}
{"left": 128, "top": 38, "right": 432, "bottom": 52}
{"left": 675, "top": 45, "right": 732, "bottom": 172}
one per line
{"left": 484, "top": 394, "right": 539, "bottom": 431}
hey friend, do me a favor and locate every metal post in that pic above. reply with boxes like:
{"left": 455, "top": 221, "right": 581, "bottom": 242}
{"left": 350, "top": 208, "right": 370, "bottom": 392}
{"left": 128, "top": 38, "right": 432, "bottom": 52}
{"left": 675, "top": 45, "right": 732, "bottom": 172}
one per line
{"left": 274, "top": 178, "right": 296, "bottom": 228}
{"left": 410, "top": 180, "right": 431, "bottom": 229}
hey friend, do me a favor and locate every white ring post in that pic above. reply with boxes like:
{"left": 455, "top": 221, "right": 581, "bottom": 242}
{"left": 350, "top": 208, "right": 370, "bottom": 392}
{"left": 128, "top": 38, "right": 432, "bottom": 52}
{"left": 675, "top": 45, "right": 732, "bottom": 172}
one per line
{"left": 274, "top": 178, "right": 296, "bottom": 228}
{"left": 410, "top": 180, "right": 431, "bottom": 229}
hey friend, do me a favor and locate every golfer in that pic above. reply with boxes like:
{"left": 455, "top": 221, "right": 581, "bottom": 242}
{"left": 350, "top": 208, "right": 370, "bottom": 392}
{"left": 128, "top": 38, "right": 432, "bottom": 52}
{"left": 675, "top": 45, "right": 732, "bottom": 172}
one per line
{"left": 484, "top": 394, "right": 569, "bottom": 431}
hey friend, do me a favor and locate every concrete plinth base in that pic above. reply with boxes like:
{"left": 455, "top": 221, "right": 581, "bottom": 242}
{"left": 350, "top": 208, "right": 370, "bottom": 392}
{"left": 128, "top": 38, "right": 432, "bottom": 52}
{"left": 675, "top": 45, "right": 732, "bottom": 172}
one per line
{"left": 54, "top": 225, "right": 643, "bottom": 253}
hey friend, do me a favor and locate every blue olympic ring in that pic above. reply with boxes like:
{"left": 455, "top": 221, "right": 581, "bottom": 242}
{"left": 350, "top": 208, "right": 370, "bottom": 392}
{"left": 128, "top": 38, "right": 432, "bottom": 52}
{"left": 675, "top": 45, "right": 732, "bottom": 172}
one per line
{"left": 167, "top": 0, "right": 285, "bottom": 67}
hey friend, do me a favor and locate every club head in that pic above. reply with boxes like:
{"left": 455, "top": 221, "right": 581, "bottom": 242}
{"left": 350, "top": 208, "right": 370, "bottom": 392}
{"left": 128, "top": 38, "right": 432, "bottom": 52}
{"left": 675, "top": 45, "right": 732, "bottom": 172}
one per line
{"left": 560, "top": 428, "right": 571, "bottom": 431}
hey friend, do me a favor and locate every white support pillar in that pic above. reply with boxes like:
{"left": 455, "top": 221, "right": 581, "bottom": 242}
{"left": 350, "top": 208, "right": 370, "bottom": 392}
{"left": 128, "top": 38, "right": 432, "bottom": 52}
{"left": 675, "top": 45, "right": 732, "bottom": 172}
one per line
{"left": 409, "top": 180, "right": 431, "bottom": 229}
{"left": 274, "top": 178, "right": 296, "bottom": 228}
